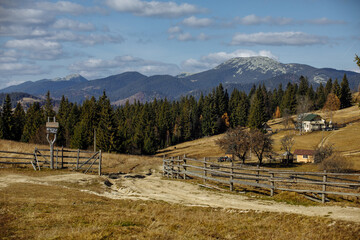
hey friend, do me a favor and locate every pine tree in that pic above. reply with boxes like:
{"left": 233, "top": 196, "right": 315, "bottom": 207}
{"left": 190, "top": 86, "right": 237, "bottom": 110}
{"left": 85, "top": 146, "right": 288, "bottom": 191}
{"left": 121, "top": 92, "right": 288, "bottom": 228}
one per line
{"left": 325, "top": 78, "right": 333, "bottom": 98}
{"left": 21, "top": 102, "right": 44, "bottom": 142}
{"left": 96, "top": 91, "right": 117, "bottom": 152}
{"left": 298, "top": 76, "right": 309, "bottom": 96}
{"left": 56, "top": 96, "right": 71, "bottom": 147}
{"left": 12, "top": 102, "right": 26, "bottom": 141}
{"left": 248, "top": 87, "right": 265, "bottom": 129}
{"left": 281, "top": 83, "right": 297, "bottom": 114}
{"left": 44, "top": 91, "right": 55, "bottom": 121}
{"left": 315, "top": 83, "right": 326, "bottom": 109}
{"left": 0, "top": 94, "right": 14, "bottom": 140}
{"left": 340, "top": 74, "right": 352, "bottom": 109}
{"left": 332, "top": 79, "right": 341, "bottom": 99}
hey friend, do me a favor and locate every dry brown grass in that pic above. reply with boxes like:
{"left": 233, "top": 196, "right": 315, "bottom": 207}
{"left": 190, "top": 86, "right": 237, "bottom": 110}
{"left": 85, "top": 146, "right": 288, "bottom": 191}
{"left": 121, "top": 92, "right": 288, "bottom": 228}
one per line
{"left": 1, "top": 170, "right": 359, "bottom": 239}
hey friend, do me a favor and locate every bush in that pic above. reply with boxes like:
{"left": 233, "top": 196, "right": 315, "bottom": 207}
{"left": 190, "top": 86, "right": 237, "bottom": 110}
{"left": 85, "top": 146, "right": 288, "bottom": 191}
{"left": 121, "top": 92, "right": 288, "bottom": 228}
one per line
{"left": 318, "top": 153, "right": 354, "bottom": 173}
{"left": 313, "top": 144, "right": 334, "bottom": 164}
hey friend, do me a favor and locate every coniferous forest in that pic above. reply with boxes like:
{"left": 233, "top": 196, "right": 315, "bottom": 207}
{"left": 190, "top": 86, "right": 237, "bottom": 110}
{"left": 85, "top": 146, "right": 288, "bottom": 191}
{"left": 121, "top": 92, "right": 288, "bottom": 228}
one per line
{"left": 0, "top": 74, "right": 354, "bottom": 155}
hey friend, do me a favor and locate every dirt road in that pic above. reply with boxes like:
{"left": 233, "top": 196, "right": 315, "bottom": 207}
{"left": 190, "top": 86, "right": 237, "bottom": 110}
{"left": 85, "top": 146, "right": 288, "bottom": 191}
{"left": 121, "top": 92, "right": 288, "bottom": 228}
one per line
{"left": 1, "top": 172, "right": 359, "bottom": 223}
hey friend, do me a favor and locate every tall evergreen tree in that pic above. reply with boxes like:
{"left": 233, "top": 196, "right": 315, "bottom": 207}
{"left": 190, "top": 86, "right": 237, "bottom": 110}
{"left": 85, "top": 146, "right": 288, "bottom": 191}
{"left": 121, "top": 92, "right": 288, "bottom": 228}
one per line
{"left": 44, "top": 91, "right": 55, "bottom": 121}
{"left": 21, "top": 102, "right": 44, "bottom": 142}
{"left": 340, "top": 74, "right": 352, "bottom": 109}
{"left": 96, "top": 91, "right": 117, "bottom": 152}
{"left": 248, "top": 87, "right": 265, "bottom": 129}
{"left": 332, "top": 79, "right": 341, "bottom": 99}
{"left": 12, "top": 102, "right": 26, "bottom": 141}
{"left": 315, "top": 83, "right": 326, "bottom": 109}
{"left": 298, "top": 76, "right": 309, "bottom": 96}
{"left": 0, "top": 94, "right": 14, "bottom": 140}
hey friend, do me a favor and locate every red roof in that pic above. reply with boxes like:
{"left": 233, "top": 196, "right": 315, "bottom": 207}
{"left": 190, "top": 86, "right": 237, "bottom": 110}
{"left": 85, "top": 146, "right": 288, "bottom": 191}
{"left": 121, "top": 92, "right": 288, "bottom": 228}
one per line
{"left": 293, "top": 149, "right": 315, "bottom": 156}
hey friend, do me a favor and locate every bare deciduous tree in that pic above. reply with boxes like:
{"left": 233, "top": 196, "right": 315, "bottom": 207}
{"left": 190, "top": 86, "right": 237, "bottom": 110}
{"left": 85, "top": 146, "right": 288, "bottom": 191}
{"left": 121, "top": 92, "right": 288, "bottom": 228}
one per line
{"left": 216, "top": 127, "right": 250, "bottom": 163}
{"left": 281, "top": 108, "right": 292, "bottom": 129}
{"left": 297, "top": 96, "right": 312, "bottom": 134}
{"left": 250, "top": 129, "right": 273, "bottom": 165}
{"left": 280, "top": 134, "right": 295, "bottom": 164}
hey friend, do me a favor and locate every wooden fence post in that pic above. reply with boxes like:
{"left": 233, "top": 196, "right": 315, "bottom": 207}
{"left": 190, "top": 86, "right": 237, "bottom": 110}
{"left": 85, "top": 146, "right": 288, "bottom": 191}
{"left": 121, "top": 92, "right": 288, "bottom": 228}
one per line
{"left": 322, "top": 170, "right": 327, "bottom": 203}
{"left": 177, "top": 156, "right": 180, "bottom": 179}
{"left": 204, "top": 157, "right": 207, "bottom": 184}
{"left": 183, "top": 154, "right": 187, "bottom": 180}
{"left": 171, "top": 157, "right": 174, "bottom": 178}
{"left": 61, "top": 146, "right": 64, "bottom": 169}
{"left": 163, "top": 155, "right": 166, "bottom": 176}
{"left": 270, "top": 173, "right": 274, "bottom": 197}
{"left": 76, "top": 149, "right": 80, "bottom": 170}
{"left": 98, "top": 150, "right": 102, "bottom": 176}
{"left": 230, "top": 160, "right": 234, "bottom": 191}
{"left": 56, "top": 148, "right": 58, "bottom": 169}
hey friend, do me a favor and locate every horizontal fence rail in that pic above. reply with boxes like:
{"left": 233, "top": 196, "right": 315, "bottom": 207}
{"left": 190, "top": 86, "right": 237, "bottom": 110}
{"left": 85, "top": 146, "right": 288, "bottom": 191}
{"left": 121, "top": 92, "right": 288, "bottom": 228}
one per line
{"left": 163, "top": 155, "right": 360, "bottom": 203}
{"left": 0, "top": 148, "right": 102, "bottom": 175}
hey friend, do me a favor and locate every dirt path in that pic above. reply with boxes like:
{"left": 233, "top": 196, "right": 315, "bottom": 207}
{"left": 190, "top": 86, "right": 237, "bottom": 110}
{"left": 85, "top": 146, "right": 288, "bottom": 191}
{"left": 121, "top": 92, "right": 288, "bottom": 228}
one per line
{"left": 1, "top": 172, "right": 359, "bottom": 223}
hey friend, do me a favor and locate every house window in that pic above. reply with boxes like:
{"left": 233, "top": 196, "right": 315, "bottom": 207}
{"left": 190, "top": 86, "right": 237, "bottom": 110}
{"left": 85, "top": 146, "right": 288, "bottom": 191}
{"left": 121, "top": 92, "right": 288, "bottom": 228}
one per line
{"left": 303, "top": 155, "right": 308, "bottom": 159}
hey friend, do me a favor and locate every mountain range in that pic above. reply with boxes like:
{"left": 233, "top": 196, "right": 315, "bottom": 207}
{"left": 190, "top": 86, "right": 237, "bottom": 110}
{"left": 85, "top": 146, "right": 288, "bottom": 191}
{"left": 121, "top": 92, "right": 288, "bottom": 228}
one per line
{"left": 1, "top": 57, "right": 359, "bottom": 105}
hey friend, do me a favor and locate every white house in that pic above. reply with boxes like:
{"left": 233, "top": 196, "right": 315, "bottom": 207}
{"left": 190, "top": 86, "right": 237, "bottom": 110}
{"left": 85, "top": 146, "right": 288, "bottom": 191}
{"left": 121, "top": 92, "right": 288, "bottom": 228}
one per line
{"left": 302, "top": 114, "right": 326, "bottom": 132}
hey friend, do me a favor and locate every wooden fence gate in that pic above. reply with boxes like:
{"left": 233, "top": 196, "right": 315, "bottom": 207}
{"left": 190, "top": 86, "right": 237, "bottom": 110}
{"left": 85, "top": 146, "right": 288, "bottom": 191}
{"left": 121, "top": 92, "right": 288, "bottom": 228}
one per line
{"left": 0, "top": 148, "right": 102, "bottom": 175}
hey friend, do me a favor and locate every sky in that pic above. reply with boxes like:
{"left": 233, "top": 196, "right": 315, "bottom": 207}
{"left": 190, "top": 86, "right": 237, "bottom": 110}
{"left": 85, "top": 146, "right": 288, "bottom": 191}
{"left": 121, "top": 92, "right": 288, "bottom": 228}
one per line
{"left": 0, "top": 0, "right": 359, "bottom": 89}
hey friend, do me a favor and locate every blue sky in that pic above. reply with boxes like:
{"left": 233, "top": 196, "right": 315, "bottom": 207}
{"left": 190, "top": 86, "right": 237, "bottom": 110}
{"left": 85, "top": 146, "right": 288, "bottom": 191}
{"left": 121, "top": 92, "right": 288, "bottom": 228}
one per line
{"left": 0, "top": 0, "right": 359, "bottom": 89}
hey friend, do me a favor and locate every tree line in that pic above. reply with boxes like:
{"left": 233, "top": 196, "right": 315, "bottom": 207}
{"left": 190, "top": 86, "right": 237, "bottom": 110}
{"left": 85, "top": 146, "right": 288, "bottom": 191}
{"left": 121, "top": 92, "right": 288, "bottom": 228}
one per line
{"left": 0, "top": 74, "right": 354, "bottom": 155}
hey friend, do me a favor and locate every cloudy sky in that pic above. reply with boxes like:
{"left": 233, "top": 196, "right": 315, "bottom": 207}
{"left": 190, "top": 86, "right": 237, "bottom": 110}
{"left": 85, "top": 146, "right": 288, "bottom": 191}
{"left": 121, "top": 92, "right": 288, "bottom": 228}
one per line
{"left": 0, "top": 0, "right": 359, "bottom": 89}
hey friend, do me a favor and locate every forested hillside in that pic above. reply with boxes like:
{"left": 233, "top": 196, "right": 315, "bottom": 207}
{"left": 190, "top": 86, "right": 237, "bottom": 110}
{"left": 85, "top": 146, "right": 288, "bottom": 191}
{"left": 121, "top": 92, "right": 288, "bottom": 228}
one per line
{"left": 0, "top": 74, "right": 354, "bottom": 155}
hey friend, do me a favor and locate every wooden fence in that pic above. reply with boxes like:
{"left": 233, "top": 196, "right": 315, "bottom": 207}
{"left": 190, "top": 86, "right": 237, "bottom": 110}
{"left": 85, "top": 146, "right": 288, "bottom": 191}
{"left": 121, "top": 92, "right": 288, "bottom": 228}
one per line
{"left": 163, "top": 155, "right": 360, "bottom": 203}
{"left": 0, "top": 148, "right": 102, "bottom": 175}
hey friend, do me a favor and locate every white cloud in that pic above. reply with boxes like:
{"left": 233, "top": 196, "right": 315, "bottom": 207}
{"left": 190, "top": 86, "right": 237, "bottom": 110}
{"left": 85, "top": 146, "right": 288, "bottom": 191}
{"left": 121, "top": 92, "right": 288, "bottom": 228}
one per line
{"left": 0, "top": 6, "right": 52, "bottom": 25}
{"left": 106, "top": 0, "right": 203, "bottom": 18}
{"left": 53, "top": 19, "right": 96, "bottom": 31}
{"left": 305, "top": 17, "right": 346, "bottom": 25}
{"left": 167, "top": 26, "right": 182, "bottom": 34}
{"left": 5, "top": 39, "right": 61, "bottom": 51}
{"left": 0, "top": 63, "right": 43, "bottom": 76}
{"left": 181, "top": 49, "right": 278, "bottom": 73}
{"left": 235, "top": 15, "right": 292, "bottom": 25}
{"left": 233, "top": 15, "right": 346, "bottom": 26}
{"left": 168, "top": 31, "right": 210, "bottom": 42}
{"left": 230, "top": 32, "right": 328, "bottom": 46}
{"left": 69, "top": 55, "right": 181, "bottom": 79}
{"left": 36, "top": 1, "right": 104, "bottom": 15}
{"left": 181, "top": 16, "right": 213, "bottom": 28}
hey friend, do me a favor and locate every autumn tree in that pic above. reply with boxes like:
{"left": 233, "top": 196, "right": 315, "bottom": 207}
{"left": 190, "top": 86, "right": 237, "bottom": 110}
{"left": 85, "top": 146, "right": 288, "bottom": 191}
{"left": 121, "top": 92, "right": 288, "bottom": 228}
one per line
{"left": 216, "top": 127, "right": 250, "bottom": 164}
{"left": 322, "top": 93, "right": 340, "bottom": 122}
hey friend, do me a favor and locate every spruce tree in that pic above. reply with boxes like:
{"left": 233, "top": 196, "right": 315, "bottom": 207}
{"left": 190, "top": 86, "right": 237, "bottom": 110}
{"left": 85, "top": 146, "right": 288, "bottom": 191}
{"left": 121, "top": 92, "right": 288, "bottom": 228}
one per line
{"left": 0, "top": 94, "right": 14, "bottom": 140}
{"left": 12, "top": 102, "right": 26, "bottom": 141}
{"left": 21, "top": 102, "right": 44, "bottom": 142}
{"left": 248, "top": 87, "right": 265, "bottom": 129}
{"left": 332, "top": 79, "right": 341, "bottom": 99}
{"left": 325, "top": 78, "right": 333, "bottom": 98}
{"left": 44, "top": 91, "right": 55, "bottom": 121}
{"left": 96, "top": 91, "right": 117, "bottom": 152}
{"left": 315, "top": 83, "right": 326, "bottom": 109}
{"left": 340, "top": 74, "right": 352, "bottom": 109}
{"left": 298, "top": 76, "right": 309, "bottom": 96}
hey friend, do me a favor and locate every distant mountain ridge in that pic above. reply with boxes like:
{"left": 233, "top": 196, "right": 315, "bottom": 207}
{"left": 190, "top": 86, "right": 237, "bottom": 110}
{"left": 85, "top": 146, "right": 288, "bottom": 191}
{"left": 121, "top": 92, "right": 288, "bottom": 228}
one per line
{"left": 1, "top": 57, "right": 359, "bottom": 104}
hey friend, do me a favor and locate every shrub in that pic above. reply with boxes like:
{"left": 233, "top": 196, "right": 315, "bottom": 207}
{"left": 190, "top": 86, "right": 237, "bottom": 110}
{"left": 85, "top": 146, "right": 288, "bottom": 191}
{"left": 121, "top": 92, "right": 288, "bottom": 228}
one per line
{"left": 313, "top": 144, "right": 334, "bottom": 164}
{"left": 318, "top": 153, "right": 354, "bottom": 173}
